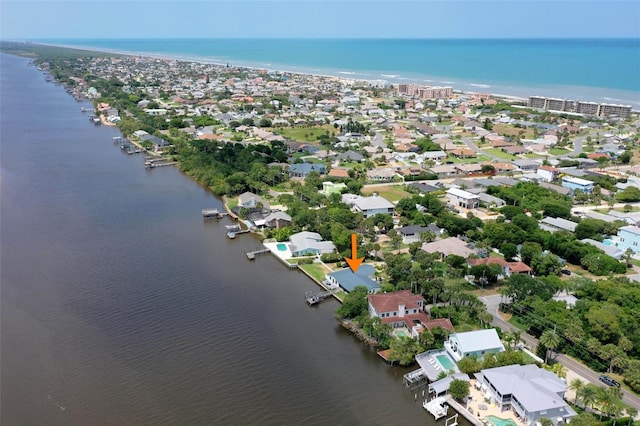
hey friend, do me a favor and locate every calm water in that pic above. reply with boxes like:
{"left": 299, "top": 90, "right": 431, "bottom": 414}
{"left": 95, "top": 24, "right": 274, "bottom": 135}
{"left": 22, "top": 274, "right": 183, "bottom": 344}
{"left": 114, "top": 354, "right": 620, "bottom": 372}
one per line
{"left": 0, "top": 53, "right": 466, "bottom": 425}
{"left": 44, "top": 38, "right": 640, "bottom": 106}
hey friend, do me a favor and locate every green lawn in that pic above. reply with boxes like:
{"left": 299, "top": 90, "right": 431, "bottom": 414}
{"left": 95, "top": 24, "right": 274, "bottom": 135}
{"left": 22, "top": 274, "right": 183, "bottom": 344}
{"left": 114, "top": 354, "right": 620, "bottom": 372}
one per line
{"left": 549, "top": 148, "right": 571, "bottom": 155}
{"left": 299, "top": 263, "right": 332, "bottom": 282}
{"left": 446, "top": 154, "right": 492, "bottom": 164}
{"left": 484, "top": 148, "right": 517, "bottom": 160}
{"left": 524, "top": 153, "right": 546, "bottom": 159}
{"left": 508, "top": 315, "right": 529, "bottom": 332}
{"left": 362, "top": 184, "right": 411, "bottom": 202}
{"left": 275, "top": 126, "right": 334, "bottom": 142}
{"left": 225, "top": 196, "right": 238, "bottom": 209}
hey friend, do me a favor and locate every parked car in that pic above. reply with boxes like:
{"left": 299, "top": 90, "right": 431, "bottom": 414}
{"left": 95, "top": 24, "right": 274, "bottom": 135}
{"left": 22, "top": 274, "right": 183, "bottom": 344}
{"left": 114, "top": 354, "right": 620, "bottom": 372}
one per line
{"left": 599, "top": 375, "right": 620, "bottom": 387}
{"left": 561, "top": 269, "right": 572, "bottom": 276}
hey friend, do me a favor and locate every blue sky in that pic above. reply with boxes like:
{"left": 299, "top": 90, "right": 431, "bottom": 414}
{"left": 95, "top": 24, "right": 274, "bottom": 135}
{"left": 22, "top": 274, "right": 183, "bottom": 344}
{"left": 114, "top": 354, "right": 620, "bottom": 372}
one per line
{"left": 1, "top": 0, "right": 639, "bottom": 39}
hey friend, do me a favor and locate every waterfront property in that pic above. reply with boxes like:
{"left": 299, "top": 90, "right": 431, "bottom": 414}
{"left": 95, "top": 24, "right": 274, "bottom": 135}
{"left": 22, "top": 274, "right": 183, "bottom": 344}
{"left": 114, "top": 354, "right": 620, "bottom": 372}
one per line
{"left": 288, "top": 231, "right": 336, "bottom": 256}
{"left": 326, "top": 264, "right": 380, "bottom": 293}
{"left": 414, "top": 349, "right": 461, "bottom": 381}
{"left": 429, "top": 373, "right": 471, "bottom": 398}
{"left": 445, "top": 329, "right": 505, "bottom": 362}
{"left": 367, "top": 290, "right": 454, "bottom": 338}
{"left": 475, "top": 364, "right": 577, "bottom": 425}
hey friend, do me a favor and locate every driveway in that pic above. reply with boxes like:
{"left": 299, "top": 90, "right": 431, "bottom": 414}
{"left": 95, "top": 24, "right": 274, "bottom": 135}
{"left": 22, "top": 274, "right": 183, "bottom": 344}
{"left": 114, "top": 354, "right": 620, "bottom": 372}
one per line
{"left": 461, "top": 136, "right": 503, "bottom": 161}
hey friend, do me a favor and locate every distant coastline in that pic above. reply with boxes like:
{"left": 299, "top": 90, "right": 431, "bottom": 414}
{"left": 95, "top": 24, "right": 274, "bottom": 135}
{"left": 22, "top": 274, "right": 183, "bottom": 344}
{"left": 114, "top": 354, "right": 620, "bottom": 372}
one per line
{"left": 28, "top": 38, "right": 640, "bottom": 108}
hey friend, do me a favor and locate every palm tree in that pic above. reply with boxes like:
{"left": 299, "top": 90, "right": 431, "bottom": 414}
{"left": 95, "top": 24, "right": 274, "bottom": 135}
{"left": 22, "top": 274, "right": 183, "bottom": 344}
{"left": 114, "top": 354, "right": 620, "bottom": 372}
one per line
{"left": 539, "top": 329, "right": 561, "bottom": 364}
{"left": 569, "top": 378, "right": 584, "bottom": 406}
{"left": 552, "top": 363, "right": 567, "bottom": 380}
{"left": 625, "top": 407, "right": 638, "bottom": 426}
{"left": 579, "top": 384, "right": 598, "bottom": 412}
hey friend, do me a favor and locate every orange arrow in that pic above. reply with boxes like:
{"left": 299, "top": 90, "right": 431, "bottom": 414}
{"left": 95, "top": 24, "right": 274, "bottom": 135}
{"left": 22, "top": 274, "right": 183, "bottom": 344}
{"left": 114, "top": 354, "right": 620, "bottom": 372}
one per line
{"left": 344, "top": 233, "right": 364, "bottom": 273}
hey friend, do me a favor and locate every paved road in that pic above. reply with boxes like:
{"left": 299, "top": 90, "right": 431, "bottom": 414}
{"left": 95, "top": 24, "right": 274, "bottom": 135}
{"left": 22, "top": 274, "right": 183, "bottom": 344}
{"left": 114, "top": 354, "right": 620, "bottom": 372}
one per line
{"left": 566, "top": 137, "right": 584, "bottom": 157}
{"left": 372, "top": 131, "right": 385, "bottom": 148}
{"left": 481, "top": 294, "right": 640, "bottom": 411}
{"left": 461, "top": 136, "right": 503, "bottom": 161}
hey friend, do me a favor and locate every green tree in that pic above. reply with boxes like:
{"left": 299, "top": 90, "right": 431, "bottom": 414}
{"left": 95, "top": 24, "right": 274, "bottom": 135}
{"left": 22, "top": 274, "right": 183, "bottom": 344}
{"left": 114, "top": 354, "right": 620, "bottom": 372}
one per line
{"left": 388, "top": 336, "right": 420, "bottom": 366}
{"left": 538, "top": 418, "right": 554, "bottom": 426}
{"left": 457, "top": 356, "right": 481, "bottom": 374}
{"left": 570, "top": 378, "right": 585, "bottom": 405}
{"left": 617, "top": 186, "right": 640, "bottom": 202}
{"left": 335, "top": 285, "right": 369, "bottom": 319}
{"left": 448, "top": 379, "right": 470, "bottom": 400}
{"left": 539, "top": 329, "right": 561, "bottom": 364}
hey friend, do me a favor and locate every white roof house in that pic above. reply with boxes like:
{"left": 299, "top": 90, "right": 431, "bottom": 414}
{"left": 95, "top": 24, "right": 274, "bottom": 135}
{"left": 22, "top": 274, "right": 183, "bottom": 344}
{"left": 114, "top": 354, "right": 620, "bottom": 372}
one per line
{"left": 445, "top": 329, "right": 505, "bottom": 362}
{"left": 342, "top": 194, "right": 394, "bottom": 218}
{"left": 476, "top": 364, "right": 577, "bottom": 425}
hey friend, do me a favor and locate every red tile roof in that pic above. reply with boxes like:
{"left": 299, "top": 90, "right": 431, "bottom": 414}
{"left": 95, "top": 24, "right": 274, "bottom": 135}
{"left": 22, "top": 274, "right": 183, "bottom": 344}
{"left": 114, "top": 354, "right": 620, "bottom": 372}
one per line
{"left": 468, "top": 257, "right": 532, "bottom": 274}
{"left": 368, "top": 290, "right": 424, "bottom": 313}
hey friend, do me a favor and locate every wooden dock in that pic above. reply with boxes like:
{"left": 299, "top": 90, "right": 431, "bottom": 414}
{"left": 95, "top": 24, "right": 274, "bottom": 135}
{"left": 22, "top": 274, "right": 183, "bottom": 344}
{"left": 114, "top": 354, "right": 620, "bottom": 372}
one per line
{"left": 227, "top": 229, "right": 249, "bottom": 239}
{"left": 202, "top": 209, "right": 229, "bottom": 219}
{"left": 246, "top": 249, "right": 270, "bottom": 260}
{"left": 423, "top": 396, "right": 449, "bottom": 420}
{"left": 305, "top": 289, "right": 338, "bottom": 305}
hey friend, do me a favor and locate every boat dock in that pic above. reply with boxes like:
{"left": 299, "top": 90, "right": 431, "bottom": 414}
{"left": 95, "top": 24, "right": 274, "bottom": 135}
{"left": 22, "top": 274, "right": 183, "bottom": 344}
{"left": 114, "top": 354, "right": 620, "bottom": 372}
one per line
{"left": 403, "top": 368, "right": 429, "bottom": 389}
{"left": 305, "top": 289, "right": 338, "bottom": 305}
{"left": 202, "top": 209, "right": 228, "bottom": 219}
{"left": 246, "top": 249, "right": 270, "bottom": 260}
{"left": 226, "top": 224, "right": 250, "bottom": 239}
{"left": 423, "top": 396, "right": 449, "bottom": 420}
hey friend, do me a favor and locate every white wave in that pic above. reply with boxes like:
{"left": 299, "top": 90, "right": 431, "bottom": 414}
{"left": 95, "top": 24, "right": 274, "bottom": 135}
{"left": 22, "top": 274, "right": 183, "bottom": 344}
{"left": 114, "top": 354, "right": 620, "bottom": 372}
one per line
{"left": 470, "top": 83, "right": 491, "bottom": 88}
{"left": 338, "top": 71, "right": 356, "bottom": 75}
{"left": 380, "top": 74, "right": 399, "bottom": 78}
{"left": 440, "top": 81, "right": 455, "bottom": 84}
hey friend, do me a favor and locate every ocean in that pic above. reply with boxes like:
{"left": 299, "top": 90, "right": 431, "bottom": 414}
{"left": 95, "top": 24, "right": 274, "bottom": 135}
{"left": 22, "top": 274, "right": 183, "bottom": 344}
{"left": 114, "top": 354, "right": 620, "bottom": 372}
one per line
{"left": 41, "top": 38, "right": 640, "bottom": 107}
{"left": 0, "top": 52, "right": 468, "bottom": 425}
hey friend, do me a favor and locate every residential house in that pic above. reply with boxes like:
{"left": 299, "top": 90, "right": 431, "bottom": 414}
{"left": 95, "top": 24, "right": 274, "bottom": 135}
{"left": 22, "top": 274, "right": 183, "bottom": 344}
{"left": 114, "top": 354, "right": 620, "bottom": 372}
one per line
{"left": 238, "top": 191, "right": 269, "bottom": 209}
{"left": 289, "top": 163, "right": 326, "bottom": 178}
{"left": 289, "top": 231, "right": 336, "bottom": 256}
{"left": 428, "top": 373, "right": 471, "bottom": 398}
{"left": 537, "top": 166, "right": 560, "bottom": 182}
{"left": 561, "top": 176, "right": 594, "bottom": 194}
{"left": 430, "top": 165, "right": 458, "bottom": 177}
{"left": 407, "top": 182, "right": 440, "bottom": 194}
{"left": 421, "top": 150, "right": 447, "bottom": 162}
{"left": 339, "top": 150, "right": 365, "bottom": 162}
{"left": 262, "top": 211, "right": 292, "bottom": 229}
{"left": 326, "top": 264, "right": 380, "bottom": 293}
{"left": 503, "top": 145, "right": 526, "bottom": 155}
{"left": 475, "top": 364, "right": 577, "bottom": 425}
{"left": 367, "top": 290, "right": 455, "bottom": 337}
{"left": 421, "top": 237, "right": 476, "bottom": 258}
{"left": 454, "top": 163, "right": 483, "bottom": 175}
{"left": 319, "top": 181, "right": 347, "bottom": 196}
{"left": 446, "top": 188, "right": 480, "bottom": 209}
{"left": 513, "top": 159, "right": 540, "bottom": 172}
{"left": 540, "top": 182, "right": 571, "bottom": 196}
{"left": 580, "top": 238, "right": 624, "bottom": 259}
{"left": 450, "top": 148, "right": 477, "bottom": 159}
{"left": 342, "top": 194, "right": 395, "bottom": 218}
{"left": 617, "top": 225, "right": 640, "bottom": 254}
{"left": 468, "top": 257, "right": 532, "bottom": 277}
{"left": 539, "top": 217, "right": 578, "bottom": 233}
{"left": 327, "top": 168, "right": 350, "bottom": 179}
{"left": 477, "top": 192, "right": 507, "bottom": 208}
{"left": 366, "top": 167, "right": 397, "bottom": 182}
{"left": 397, "top": 224, "right": 442, "bottom": 244}
{"left": 445, "top": 329, "right": 505, "bottom": 362}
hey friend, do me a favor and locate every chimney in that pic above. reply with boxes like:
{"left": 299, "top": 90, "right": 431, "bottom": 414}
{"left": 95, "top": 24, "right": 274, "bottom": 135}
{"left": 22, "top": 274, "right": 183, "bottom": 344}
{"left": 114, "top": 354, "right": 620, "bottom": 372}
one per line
{"left": 398, "top": 304, "right": 405, "bottom": 318}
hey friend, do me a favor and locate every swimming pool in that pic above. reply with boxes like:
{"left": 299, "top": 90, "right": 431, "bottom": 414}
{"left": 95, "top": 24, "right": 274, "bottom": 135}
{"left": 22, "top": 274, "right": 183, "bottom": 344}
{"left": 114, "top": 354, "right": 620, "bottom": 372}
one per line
{"left": 603, "top": 239, "right": 614, "bottom": 246}
{"left": 277, "top": 243, "right": 287, "bottom": 251}
{"left": 436, "top": 354, "right": 456, "bottom": 371}
{"left": 487, "top": 415, "right": 518, "bottom": 426}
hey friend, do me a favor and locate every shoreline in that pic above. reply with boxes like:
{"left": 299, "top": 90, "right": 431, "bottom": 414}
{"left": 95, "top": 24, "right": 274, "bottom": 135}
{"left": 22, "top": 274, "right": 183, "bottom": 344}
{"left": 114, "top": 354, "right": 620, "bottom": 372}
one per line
{"left": 27, "top": 41, "right": 639, "bottom": 107}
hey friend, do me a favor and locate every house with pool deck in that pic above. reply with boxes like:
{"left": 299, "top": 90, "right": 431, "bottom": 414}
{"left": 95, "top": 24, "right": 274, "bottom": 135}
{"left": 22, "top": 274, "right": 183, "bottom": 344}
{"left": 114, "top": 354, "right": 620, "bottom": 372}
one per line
{"left": 475, "top": 364, "right": 577, "bottom": 425}
{"left": 445, "top": 329, "right": 505, "bottom": 362}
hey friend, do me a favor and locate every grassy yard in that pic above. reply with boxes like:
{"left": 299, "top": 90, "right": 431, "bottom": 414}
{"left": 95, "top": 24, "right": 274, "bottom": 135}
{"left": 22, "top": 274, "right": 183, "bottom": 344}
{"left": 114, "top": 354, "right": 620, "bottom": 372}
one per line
{"left": 549, "top": 148, "right": 571, "bottom": 155}
{"left": 446, "top": 154, "right": 492, "bottom": 164}
{"left": 484, "top": 148, "right": 517, "bottom": 160}
{"left": 362, "top": 184, "right": 411, "bottom": 202}
{"left": 299, "top": 263, "right": 332, "bottom": 282}
{"left": 275, "top": 125, "right": 335, "bottom": 142}
{"left": 494, "top": 124, "right": 535, "bottom": 139}
{"left": 524, "top": 153, "right": 546, "bottom": 159}
{"left": 225, "top": 196, "right": 238, "bottom": 210}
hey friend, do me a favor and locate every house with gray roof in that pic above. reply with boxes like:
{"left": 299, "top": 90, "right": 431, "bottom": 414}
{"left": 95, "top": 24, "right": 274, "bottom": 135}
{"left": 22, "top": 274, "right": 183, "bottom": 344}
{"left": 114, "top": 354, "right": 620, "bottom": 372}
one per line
{"left": 445, "top": 329, "right": 504, "bottom": 362}
{"left": 326, "top": 264, "right": 380, "bottom": 293}
{"left": 288, "top": 231, "right": 335, "bottom": 256}
{"left": 338, "top": 150, "right": 365, "bottom": 162}
{"left": 342, "top": 194, "right": 394, "bottom": 218}
{"left": 580, "top": 238, "right": 624, "bottom": 259}
{"left": 238, "top": 191, "right": 269, "bottom": 209}
{"left": 289, "top": 163, "right": 326, "bottom": 178}
{"left": 513, "top": 159, "right": 540, "bottom": 172}
{"left": 539, "top": 217, "right": 578, "bottom": 233}
{"left": 475, "top": 364, "right": 577, "bottom": 425}
{"left": 428, "top": 373, "right": 471, "bottom": 398}
{"left": 477, "top": 192, "right": 506, "bottom": 207}
{"left": 397, "top": 225, "right": 441, "bottom": 243}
